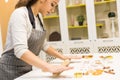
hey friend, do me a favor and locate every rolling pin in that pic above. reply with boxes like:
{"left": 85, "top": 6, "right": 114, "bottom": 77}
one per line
{"left": 52, "top": 59, "right": 70, "bottom": 77}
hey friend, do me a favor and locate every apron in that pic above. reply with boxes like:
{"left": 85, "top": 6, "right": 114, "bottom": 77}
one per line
{"left": 0, "top": 6, "right": 46, "bottom": 80}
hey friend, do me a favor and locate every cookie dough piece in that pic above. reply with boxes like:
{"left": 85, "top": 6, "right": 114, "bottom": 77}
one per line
{"left": 100, "top": 55, "right": 113, "bottom": 59}
{"left": 74, "top": 72, "right": 82, "bottom": 78}
{"left": 92, "top": 69, "right": 103, "bottom": 76}
{"left": 105, "top": 56, "right": 113, "bottom": 59}
{"left": 82, "top": 55, "right": 93, "bottom": 59}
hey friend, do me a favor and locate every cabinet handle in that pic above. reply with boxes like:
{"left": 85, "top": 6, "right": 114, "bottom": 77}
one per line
{"left": 74, "top": 41, "right": 84, "bottom": 44}
{"left": 103, "top": 40, "right": 113, "bottom": 42}
{"left": 50, "top": 43, "right": 57, "bottom": 45}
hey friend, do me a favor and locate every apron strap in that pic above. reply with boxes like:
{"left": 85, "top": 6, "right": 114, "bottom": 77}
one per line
{"left": 27, "top": 6, "right": 45, "bottom": 31}
{"left": 37, "top": 15, "right": 45, "bottom": 31}
{"left": 27, "top": 6, "right": 35, "bottom": 29}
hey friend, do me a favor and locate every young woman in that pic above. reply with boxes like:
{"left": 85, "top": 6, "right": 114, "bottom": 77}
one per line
{"left": 0, "top": 0, "right": 81, "bottom": 80}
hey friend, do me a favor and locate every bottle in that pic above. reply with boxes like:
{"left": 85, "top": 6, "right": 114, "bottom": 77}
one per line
{"left": 71, "top": 15, "right": 75, "bottom": 26}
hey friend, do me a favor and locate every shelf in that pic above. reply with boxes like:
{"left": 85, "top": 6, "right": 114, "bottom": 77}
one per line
{"left": 66, "top": 4, "right": 85, "bottom": 9}
{"left": 68, "top": 24, "right": 103, "bottom": 29}
{"left": 96, "top": 24, "right": 104, "bottom": 27}
{"left": 43, "top": 15, "right": 59, "bottom": 19}
{"left": 95, "top": 0, "right": 116, "bottom": 5}
{"left": 68, "top": 25, "right": 87, "bottom": 29}
{"left": 66, "top": 0, "right": 115, "bottom": 9}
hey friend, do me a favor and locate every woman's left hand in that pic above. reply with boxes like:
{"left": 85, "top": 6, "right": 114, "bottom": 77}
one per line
{"left": 63, "top": 55, "right": 82, "bottom": 60}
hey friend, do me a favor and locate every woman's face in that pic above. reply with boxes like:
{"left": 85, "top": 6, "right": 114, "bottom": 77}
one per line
{"left": 39, "top": 0, "right": 59, "bottom": 16}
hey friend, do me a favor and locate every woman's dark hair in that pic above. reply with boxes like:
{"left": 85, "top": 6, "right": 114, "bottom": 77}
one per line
{"left": 15, "top": 0, "right": 38, "bottom": 9}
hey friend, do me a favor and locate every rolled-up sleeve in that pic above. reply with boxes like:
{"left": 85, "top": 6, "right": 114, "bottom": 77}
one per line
{"left": 42, "top": 39, "right": 50, "bottom": 51}
{"left": 10, "top": 9, "right": 28, "bottom": 58}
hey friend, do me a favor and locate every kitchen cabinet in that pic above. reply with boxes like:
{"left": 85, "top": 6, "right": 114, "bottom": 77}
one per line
{"left": 41, "top": 1, "right": 68, "bottom": 62}
{"left": 94, "top": 0, "right": 118, "bottom": 38}
{"left": 66, "top": 0, "right": 88, "bottom": 40}
{"left": 40, "top": 0, "right": 120, "bottom": 62}
{"left": 92, "top": 0, "right": 120, "bottom": 53}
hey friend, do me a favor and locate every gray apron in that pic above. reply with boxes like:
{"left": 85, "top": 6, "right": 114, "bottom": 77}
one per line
{"left": 0, "top": 6, "right": 46, "bottom": 80}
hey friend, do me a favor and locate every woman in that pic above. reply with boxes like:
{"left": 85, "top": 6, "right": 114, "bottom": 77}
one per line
{"left": 0, "top": 0, "right": 81, "bottom": 80}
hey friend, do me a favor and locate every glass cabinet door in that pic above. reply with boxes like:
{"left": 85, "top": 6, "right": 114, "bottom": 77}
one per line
{"left": 65, "top": 0, "right": 88, "bottom": 40}
{"left": 94, "top": 0, "right": 119, "bottom": 39}
{"left": 43, "top": 6, "right": 61, "bottom": 42}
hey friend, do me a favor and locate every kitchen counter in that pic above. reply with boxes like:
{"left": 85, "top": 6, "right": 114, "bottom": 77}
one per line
{"left": 15, "top": 53, "right": 120, "bottom": 80}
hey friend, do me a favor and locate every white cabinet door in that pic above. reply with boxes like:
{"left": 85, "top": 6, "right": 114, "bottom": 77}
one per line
{"left": 94, "top": 0, "right": 119, "bottom": 39}
{"left": 65, "top": 0, "right": 88, "bottom": 41}
{"left": 62, "top": 0, "right": 95, "bottom": 54}
{"left": 92, "top": 0, "right": 120, "bottom": 53}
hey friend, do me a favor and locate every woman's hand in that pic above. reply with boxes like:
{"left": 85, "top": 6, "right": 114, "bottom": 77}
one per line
{"left": 42, "top": 59, "right": 72, "bottom": 77}
{"left": 44, "top": 64, "right": 73, "bottom": 74}
{"left": 63, "top": 55, "right": 82, "bottom": 60}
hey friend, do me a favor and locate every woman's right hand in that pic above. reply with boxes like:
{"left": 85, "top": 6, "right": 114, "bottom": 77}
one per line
{"left": 43, "top": 64, "right": 73, "bottom": 74}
